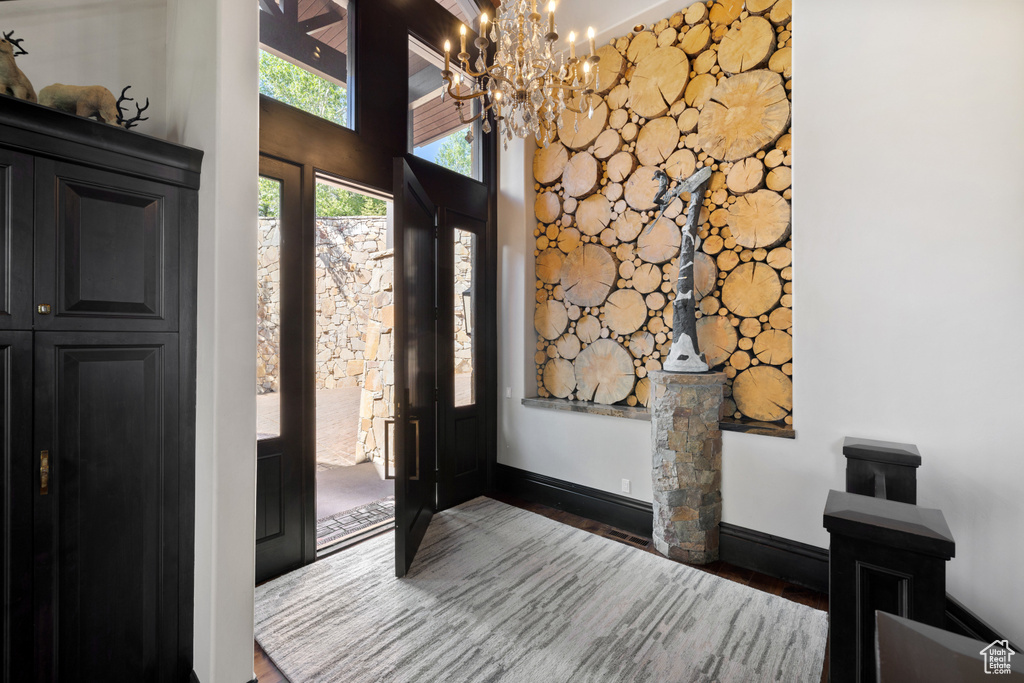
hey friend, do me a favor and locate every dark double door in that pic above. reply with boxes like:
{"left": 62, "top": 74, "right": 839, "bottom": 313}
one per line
{"left": 255, "top": 154, "right": 493, "bottom": 582}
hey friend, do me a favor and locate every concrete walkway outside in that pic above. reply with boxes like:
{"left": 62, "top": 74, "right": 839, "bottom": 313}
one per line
{"left": 316, "top": 462, "right": 393, "bottom": 520}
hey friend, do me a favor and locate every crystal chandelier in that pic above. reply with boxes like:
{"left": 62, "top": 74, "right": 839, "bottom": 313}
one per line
{"left": 442, "top": 1, "right": 600, "bottom": 149}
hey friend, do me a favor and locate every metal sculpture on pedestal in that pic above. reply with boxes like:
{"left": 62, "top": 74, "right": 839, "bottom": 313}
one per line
{"left": 656, "top": 166, "right": 713, "bottom": 373}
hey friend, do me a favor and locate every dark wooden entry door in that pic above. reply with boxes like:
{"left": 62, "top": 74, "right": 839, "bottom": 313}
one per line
{"left": 435, "top": 203, "right": 490, "bottom": 509}
{"left": 394, "top": 159, "right": 437, "bottom": 578}
{"left": 393, "top": 156, "right": 491, "bottom": 577}
{"left": 255, "top": 155, "right": 308, "bottom": 583}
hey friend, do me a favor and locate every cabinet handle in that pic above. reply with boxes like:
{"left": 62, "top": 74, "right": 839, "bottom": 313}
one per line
{"left": 37, "top": 304, "right": 51, "bottom": 315}
{"left": 40, "top": 451, "right": 49, "bottom": 495}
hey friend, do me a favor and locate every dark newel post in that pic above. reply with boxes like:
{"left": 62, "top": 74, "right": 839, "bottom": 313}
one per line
{"left": 824, "top": 438, "right": 956, "bottom": 683}
{"left": 842, "top": 436, "right": 921, "bottom": 505}
{"left": 824, "top": 491, "right": 955, "bottom": 683}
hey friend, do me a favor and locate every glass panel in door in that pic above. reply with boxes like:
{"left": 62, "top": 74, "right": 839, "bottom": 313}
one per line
{"left": 453, "top": 228, "right": 475, "bottom": 407}
{"left": 257, "top": 176, "right": 282, "bottom": 439}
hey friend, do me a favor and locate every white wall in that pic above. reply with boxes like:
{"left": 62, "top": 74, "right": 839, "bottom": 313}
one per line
{"left": 497, "top": 124, "right": 656, "bottom": 500}
{"left": 0, "top": 0, "right": 169, "bottom": 136}
{"left": 165, "top": 0, "right": 259, "bottom": 681}
{"left": 498, "top": 0, "right": 1024, "bottom": 645}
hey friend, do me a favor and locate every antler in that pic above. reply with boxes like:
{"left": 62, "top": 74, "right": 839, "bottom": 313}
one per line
{"left": 115, "top": 85, "right": 133, "bottom": 119}
{"left": 2, "top": 31, "right": 28, "bottom": 56}
{"left": 115, "top": 86, "right": 150, "bottom": 129}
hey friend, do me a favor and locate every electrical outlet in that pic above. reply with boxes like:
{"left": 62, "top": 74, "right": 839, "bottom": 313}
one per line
{"left": 621, "top": 479, "right": 631, "bottom": 494}
{"left": 505, "top": 387, "right": 512, "bottom": 398}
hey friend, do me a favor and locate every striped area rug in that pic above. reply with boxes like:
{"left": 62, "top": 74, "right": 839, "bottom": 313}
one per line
{"left": 255, "top": 497, "right": 828, "bottom": 682}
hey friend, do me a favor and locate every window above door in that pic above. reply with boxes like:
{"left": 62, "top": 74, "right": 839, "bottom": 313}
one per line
{"left": 259, "top": 0, "right": 355, "bottom": 129}
{"left": 408, "top": 35, "right": 481, "bottom": 180}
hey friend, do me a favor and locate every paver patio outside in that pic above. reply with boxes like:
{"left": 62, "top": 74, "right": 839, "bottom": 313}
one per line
{"left": 256, "top": 371, "right": 473, "bottom": 471}
{"left": 257, "top": 387, "right": 364, "bottom": 469}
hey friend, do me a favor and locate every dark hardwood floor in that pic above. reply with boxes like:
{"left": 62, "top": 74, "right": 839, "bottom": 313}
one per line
{"left": 255, "top": 639, "right": 287, "bottom": 683}
{"left": 254, "top": 492, "right": 829, "bottom": 682}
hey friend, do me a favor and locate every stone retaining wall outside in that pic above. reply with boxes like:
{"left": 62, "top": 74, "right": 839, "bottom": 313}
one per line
{"left": 314, "top": 217, "right": 392, "bottom": 390}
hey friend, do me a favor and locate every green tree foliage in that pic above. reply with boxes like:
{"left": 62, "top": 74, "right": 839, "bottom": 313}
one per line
{"left": 434, "top": 130, "right": 473, "bottom": 177}
{"left": 259, "top": 177, "right": 386, "bottom": 218}
{"left": 259, "top": 50, "right": 348, "bottom": 126}
{"left": 315, "top": 183, "right": 387, "bottom": 217}
{"left": 258, "top": 176, "right": 280, "bottom": 217}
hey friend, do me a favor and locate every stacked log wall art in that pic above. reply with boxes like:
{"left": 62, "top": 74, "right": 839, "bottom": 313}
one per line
{"left": 532, "top": 0, "right": 793, "bottom": 431}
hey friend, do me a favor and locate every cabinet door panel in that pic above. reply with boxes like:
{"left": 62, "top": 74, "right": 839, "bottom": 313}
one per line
{"left": 0, "top": 332, "right": 32, "bottom": 682}
{"left": 33, "top": 333, "right": 180, "bottom": 682}
{"left": 34, "top": 161, "right": 180, "bottom": 331}
{"left": 0, "top": 148, "right": 33, "bottom": 330}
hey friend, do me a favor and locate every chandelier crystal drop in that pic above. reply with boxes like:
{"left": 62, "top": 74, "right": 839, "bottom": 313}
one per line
{"left": 442, "top": 1, "right": 601, "bottom": 149}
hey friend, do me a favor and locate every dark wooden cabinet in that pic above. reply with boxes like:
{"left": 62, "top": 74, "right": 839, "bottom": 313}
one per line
{"left": 0, "top": 96, "right": 201, "bottom": 683}
{"left": 0, "top": 148, "right": 34, "bottom": 330}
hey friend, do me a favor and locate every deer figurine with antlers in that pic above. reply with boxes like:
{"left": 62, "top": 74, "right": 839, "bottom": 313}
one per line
{"left": 39, "top": 84, "right": 150, "bottom": 129}
{"left": 0, "top": 30, "right": 36, "bottom": 102}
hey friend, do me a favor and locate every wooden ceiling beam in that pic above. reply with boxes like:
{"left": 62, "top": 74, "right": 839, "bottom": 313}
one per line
{"left": 258, "top": 0, "right": 283, "bottom": 17}
{"left": 282, "top": 0, "right": 299, "bottom": 22}
{"left": 453, "top": 0, "right": 483, "bottom": 22}
{"left": 260, "top": 12, "right": 348, "bottom": 82}
{"left": 301, "top": 9, "right": 342, "bottom": 34}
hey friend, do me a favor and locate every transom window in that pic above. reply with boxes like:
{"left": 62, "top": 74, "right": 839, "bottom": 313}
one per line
{"left": 259, "top": 0, "right": 354, "bottom": 129}
{"left": 408, "top": 36, "right": 480, "bottom": 180}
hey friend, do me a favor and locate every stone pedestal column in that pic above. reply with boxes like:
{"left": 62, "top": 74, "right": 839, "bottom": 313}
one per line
{"left": 649, "top": 370, "right": 726, "bottom": 564}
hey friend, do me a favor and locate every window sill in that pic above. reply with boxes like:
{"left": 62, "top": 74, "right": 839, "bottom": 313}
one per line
{"left": 520, "top": 397, "right": 795, "bottom": 439}
{"left": 521, "top": 397, "right": 651, "bottom": 421}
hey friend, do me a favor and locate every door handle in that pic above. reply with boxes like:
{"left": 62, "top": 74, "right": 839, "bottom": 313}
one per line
{"left": 37, "top": 304, "right": 51, "bottom": 315}
{"left": 40, "top": 450, "right": 50, "bottom": 495}
{"left": 409, "top": 418, "right": 420, "bottom": 481}
{"left": 383, "top": 419, "right": 396, "bottom": 480}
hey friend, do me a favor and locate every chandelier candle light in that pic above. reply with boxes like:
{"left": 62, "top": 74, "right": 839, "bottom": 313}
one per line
{"left": 442, "top": 1, "right": 600, "bottom": 148}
